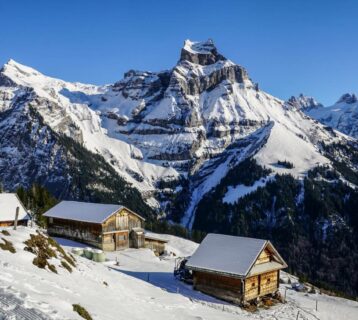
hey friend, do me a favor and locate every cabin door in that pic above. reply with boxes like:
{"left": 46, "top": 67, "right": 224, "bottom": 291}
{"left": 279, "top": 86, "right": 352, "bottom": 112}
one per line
{"left": 114, "top": 232, "right": 129, "bottom": 250}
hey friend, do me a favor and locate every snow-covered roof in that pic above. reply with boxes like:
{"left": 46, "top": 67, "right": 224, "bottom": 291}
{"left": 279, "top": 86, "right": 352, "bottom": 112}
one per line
{"left": 144, "top": 233, "right": 168, "bottom": 243}
{"left": 186, "top": 234, "right": 286, "bottom": 277}
{"left": 43, "top": 201, "right": 144, "bottom": 224}
{"left": 0, "top": 193, "right": 30, "bottom": 222}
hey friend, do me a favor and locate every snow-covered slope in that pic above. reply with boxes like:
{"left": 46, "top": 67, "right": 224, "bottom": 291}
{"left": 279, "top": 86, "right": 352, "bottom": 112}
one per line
{"left": 0, "top": 60, "right": 178, "bottom": 206}
{"left": 0, "top": 39, "right": 355, "bottom": 220}
{"left": 0, "top": 226, "right": 357, "bottom": 320}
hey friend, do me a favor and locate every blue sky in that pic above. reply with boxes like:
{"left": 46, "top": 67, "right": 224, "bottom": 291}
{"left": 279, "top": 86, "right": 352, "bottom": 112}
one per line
{"left": 0, "top": 0, "right": 357, "bottom": 105}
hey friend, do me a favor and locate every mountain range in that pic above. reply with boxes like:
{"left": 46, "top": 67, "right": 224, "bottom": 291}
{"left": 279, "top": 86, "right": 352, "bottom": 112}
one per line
{"left": 1, "top": 39, "right": 358, "bottom": 296}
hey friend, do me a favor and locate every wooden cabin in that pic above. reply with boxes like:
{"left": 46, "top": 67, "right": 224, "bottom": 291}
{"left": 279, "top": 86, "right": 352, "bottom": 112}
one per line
{"left": 144, "top": 234, "right": 168, "bottom": 256}
{"left": 186, "top": 234, "right": 287, "bottom": 304}
{"left": 44, "top": 201, "right": 146, "bottom": 251}
{"left": 0, "top": 193, "right": 30, "bottom": 227}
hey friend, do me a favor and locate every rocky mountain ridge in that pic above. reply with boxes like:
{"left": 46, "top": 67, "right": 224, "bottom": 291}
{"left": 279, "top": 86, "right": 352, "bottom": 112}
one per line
{"left": 0, "top": 40, "right": 356, "bottom": 220}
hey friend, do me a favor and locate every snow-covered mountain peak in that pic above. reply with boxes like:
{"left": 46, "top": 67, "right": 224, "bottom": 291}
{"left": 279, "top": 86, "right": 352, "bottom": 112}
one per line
{"left": 336, "top": 93, "right": 357, "bottom": 105}
{"left": 1, "top": 59, "right": 44, "bottom": 84}
{"left": 183, "top": 39, "right": 216, "bottom": 54}
{"left": 305, "top": 92, "right": 358, "bottom": 138}
{"left": 180, "top": 39, "right": 227, "bottom": 65}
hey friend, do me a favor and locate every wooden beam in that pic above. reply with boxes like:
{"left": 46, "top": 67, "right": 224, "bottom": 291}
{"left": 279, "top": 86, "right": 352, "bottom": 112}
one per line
{"left": 13, "top": 207, "right": 19, "bottom": 230}
{"left": 277, "top": 270, "right": 280, "bottom": 289}
{"left": 258, "top": 274, "right": 261, "bottom": 295}
{"left": 242, "top": 279, "right": 246, "bottom": 303}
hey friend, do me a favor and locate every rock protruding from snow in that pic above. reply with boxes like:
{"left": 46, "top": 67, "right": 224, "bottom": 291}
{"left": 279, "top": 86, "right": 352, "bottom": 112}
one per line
{"left": 180, "top": 39, "right": 227, "bottom": 65}
{"left": 287, "top": 94, "right": 323, "bottom": 111}
{"left": 336, "top": 93, "right": 358, "bottom": 104}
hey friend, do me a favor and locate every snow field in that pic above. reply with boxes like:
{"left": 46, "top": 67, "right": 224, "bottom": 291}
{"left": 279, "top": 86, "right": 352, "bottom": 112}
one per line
{"left": 0, "top": 227, "right": 357, "bottom": 320}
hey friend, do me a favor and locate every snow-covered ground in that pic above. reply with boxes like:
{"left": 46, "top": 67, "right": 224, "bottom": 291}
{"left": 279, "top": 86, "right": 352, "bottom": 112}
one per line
{"left": 0, "top": 226, "right": 357, "bottom": 320}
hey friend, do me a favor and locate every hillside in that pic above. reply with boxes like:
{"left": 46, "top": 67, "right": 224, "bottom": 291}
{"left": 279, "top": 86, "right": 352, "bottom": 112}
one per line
{"left": 0, "top": 226, "right": 357, "bottom": 320}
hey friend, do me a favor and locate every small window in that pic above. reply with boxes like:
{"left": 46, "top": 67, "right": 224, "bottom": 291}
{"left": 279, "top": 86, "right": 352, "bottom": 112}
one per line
{"left": 251, "top": 282, "right": 255, "bottom": 287}
{"left": 267, "top": 278, "right": 271, "bottom": 283}
{"left": 49, "top": 217, "right": 53, "bottom": 224}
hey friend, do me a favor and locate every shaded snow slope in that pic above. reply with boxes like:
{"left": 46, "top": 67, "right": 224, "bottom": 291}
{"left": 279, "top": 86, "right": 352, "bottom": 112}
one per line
{"left": 0, "top": 227, "right": 357, "bottom": 320}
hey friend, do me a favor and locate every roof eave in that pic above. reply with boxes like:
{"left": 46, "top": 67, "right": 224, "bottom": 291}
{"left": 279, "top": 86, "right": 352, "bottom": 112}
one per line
{"left": 247, "top": 264, "right": 287, "bottom": 277}
{"left": 186, "top": 265, "right": 245, "bottom": 279}
{"left": 44, "top": 215, "right": 102, "bottom": 225}
{"left": 244, "top": 240, "right": 288, "bottom": 277}
{"left": 100, "top": 206, "right": 146, "bottom": 224}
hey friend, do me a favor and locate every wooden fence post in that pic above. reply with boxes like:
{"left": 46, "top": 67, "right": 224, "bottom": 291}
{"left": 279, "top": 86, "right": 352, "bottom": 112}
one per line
{"left": 316, "top": 299, "right": 318, "bottom": 311}
{"left": 13, "top": 207, "right": 19, "bottom": 230}
{"left": 296, "top": 311, "right": 299, "bottom": 320}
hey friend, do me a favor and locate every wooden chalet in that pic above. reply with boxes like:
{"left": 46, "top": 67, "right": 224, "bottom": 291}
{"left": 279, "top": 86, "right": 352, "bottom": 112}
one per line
{"left": 186, "top": 234, "right": 287, "bottom": 304}
{"left": 44, "top": 201, "right": 167, "bottom": 254}
{"left": 144, "top": 234, "right": 168, "bottom": 256}
{"left": 44, "top": 201, "right": 146, "bottom": 251}
{"left": 0, "top": 193, "right": 30, "bottom": 227}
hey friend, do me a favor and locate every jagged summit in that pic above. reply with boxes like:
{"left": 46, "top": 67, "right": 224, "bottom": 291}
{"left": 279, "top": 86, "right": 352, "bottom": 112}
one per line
{"left": 305, "top": 92, "right": 358, "bottom": 138}
{"left": 336, "top": 93, "right": 357, "bottom": 104}
{"left": 287, "top": 94, "right": 323, "bottom": 110}
{"left": 180, "top": 39, "right": 226, "bottom": 65}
